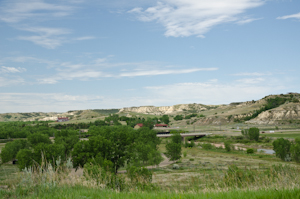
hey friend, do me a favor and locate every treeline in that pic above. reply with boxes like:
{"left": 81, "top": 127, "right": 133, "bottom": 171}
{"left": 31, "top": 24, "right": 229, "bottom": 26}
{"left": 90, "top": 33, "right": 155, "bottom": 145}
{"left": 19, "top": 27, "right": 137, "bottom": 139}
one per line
{"left": 0, "top": 122, "right": 55, "bottom": 139}
{"left": 174, "top": 113, "right": 204, "bottom": 121}
{"left": 0, "top": 126, "right": 163, "bottom": 173}
{"left": 52, "top": 114, "right": 170, "bottom": 130}
{"left": 0, "top": 129, "right": 79, "bottom": 170}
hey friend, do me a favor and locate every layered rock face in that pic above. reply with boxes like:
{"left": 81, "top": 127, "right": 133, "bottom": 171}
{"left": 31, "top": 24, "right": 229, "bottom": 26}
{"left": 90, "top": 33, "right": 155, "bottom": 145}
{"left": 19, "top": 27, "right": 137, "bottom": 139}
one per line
{"left": 247, "top": 104, "right": 300, "bottom": 124}
{"left": 118, "top": 104, "right": 208, "bottom": 115}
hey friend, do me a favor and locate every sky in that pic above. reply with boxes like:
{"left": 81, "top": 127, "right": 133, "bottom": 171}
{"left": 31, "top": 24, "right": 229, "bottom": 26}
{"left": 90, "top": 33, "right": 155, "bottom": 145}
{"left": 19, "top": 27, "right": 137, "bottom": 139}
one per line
{"left": 0, "top": 0, "right": 299, "bottom": 113}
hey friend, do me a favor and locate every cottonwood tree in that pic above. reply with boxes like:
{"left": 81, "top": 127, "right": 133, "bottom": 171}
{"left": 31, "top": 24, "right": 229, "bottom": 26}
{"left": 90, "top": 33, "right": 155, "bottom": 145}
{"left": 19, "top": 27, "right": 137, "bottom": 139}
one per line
{"left": 273, "top": 138, "right": 291, "bottom": 161}
{"left": 166, "top": 133, "right": 182, "bottom": 161}
{"left": 0, "top": 140, "right": 30, "bottom": 163}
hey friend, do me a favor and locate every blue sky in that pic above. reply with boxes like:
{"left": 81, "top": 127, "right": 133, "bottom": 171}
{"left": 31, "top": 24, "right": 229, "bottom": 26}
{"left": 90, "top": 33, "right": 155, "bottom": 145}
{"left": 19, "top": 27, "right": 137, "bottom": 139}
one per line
{"left": 0, "top": 0, "right": 299, "bottom": 113}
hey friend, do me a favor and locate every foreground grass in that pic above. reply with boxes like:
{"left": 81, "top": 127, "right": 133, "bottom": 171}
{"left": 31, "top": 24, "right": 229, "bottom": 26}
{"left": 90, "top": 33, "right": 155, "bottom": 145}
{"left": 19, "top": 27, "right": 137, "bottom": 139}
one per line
{"left": 1, "top": 186, "right": 300, "bottom": 199}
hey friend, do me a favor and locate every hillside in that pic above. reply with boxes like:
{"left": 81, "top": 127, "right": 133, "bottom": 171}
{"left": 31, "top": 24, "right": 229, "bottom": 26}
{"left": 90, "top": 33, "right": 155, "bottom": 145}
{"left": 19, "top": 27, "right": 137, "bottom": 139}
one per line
{"left": 0, "top": 93, "right": 299, "bottom": 125}
{"left": 0, "top": 109, "right": 119, "bottom": 122}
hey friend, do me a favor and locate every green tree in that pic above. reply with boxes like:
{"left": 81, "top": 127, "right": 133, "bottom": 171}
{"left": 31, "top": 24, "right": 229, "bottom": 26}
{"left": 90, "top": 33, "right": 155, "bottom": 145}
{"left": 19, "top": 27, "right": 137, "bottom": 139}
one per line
{"left": 73, "top": 126, "right": 136, "bottom": 173}
{"left": 147, "top": 150, "right": 163, "bottom": 167}
{"left": 291, "top": 139, "right": 300, "bottom": 163}
{"left": 248, "top": 127, "right": 260, "bottom": 141}
{"left": 241, "top": 129, "right": 249, "bottom": 139}
{"left": 273, "top": 138, "right": 291, "bottom": 161}
{"left": 166, "top": 133, "right": 182, "bottom": 161}
{"left": 0, "top": 140, "right": 29, "bottom": 163}
{"left": 27, "top": 133, "right": 52, "bottom": 146}
{"left": 16, "top": 149, "right": 34, "bottom": 170}
{"left": 160, "top": 115, "right": 170, "bottom": 125}
{"left": 174, "top": 115, "right": 183, "bottom": 121}
{"left": 55, "top": 129, "right": 79, "bottom": 158}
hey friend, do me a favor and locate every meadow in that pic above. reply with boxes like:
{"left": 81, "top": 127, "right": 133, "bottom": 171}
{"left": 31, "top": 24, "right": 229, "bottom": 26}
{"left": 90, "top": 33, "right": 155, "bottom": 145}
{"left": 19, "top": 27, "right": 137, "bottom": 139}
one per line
{"left": 1, "top": 117, "right": 300, "bottom": 198}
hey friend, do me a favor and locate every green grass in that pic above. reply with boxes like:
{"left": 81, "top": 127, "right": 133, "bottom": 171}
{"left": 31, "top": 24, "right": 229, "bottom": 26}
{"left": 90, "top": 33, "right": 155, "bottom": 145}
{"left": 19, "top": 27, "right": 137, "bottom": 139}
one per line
{"left": 1, "top": 186, "right": 300, "bottom": 199}
{"left": 264, "top": 133, "right": 300, "bottom": 139}
{"left": 0, "top": 164, "right": 19, "bottom": 184}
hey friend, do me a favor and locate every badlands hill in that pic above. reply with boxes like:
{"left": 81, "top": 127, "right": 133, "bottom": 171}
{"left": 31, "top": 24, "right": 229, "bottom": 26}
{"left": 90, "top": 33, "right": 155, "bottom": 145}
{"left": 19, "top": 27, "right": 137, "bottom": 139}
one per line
{"left": 0, "top": 93, "right": 299, "bottom": 125}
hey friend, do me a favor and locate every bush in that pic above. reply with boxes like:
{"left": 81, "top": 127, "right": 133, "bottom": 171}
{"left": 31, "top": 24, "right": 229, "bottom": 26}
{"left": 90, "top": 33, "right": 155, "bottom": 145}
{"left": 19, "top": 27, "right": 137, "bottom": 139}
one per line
{"left": 84, "top": 163, "right": 125, "bottom": 191}
{"left": 247, "top": 148, "right": 254, "bottom": 154}
{"left": 201, "top": 143, "right": 214, "bottom": 150}
{"left": 189, "top": 158, "right": 194, "bottom": 161}
{"left": 127, "top": 166, "right": 152, "bottom": 184}
{"left": 224, "top": 141, "right": 232, "bottom": 152}
{"left": 184, "top": 140, "right": 195, "bottom": 148}
{"left": 172, "top": 164, "right": 180, "bottom": 169}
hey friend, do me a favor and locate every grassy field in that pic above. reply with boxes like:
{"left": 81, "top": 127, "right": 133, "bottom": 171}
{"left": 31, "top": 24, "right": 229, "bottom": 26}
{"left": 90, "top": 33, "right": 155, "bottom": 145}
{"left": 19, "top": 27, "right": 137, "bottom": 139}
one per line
{"left": 1, "top": 138, "right": 300, "bottom": 198}
{"left": 263, "top": 131, "right": 300, "bottom": 139}
{"left": 1, "top": 122, "right": 300, "bottom": 198}
{"left": 1, "top": 186, "right": 300, "bottom": 199}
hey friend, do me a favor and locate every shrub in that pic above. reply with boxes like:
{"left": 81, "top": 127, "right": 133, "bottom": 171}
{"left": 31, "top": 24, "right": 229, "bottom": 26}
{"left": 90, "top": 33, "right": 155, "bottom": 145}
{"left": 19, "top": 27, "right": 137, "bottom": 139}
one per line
{"left": 184, "top": 140, "right": 195, "bottom": 148}
{"left": 247, "top": 148, "right": 254, "bottom": 154}
{"left": 127, "top": 166, "right": 152, "bottom": 184}
{"left": 201, "top": 143, "right": 214, "bottom": 150}
{"left": 183, "top": 151, "right": 187, "bottom": 157}
{"left": 84, "top": 163, "right": 125, "bottom": 191}
{"left": 224, "top": 141, "right": 232, "bottom": 152}
{"left": 189, "top": 158, "right": 194, "bottom": 161}
{"left": 172, "top": 164, "right": 180, "bottom": 169}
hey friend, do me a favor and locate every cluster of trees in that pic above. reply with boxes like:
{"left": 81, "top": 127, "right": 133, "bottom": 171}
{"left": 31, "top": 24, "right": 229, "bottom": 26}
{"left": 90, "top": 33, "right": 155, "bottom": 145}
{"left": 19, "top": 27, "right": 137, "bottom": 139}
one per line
{"left": 174, "top": 113, "right": 198, "bottom": 121}
{"left": 1, "top": 125, "right": 163, "bottom": 173}
{"left": 0, "top": 122, "right": 56, "bottom": 139}
{"left": 53, "top": 119, "right": 112, "bottom": 130}
{"left": 120, "top": 115, "right": 170, "bottom": 129}
{"left": 273, "top": 138, "right": 300, "bottom": 162}
{"left": 0, "top": 129, "right": 79, "bottom": 170}
{"left": 73, "top": 126, "right": 162, "bottom": 173}
{"left": 241, "top": 127, "right": 260, "bottom": 141}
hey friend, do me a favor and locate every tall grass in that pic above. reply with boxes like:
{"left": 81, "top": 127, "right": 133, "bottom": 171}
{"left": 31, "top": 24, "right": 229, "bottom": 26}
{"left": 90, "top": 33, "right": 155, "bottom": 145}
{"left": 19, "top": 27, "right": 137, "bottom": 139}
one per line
{"left": 1, "top": 154, "right": 300, "bottom": 198}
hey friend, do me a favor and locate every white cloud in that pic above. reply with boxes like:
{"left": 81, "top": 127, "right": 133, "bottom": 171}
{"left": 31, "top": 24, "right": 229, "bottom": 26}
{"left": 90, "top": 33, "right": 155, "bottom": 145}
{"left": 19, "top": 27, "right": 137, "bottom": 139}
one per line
{"left": 37, "top": 58, "right": 218, "bottom": 83}
{"left": 129, "top": 0, "right": 264, "bottom": 37}
{"left": 236, "top": 77, "right": 265, "bottom": 84}
{"left": 119, "top": 68, "right": 217, "bottom": 77}
{"left": 144, "top": 79, "right": 282, "bottom": 105}
{"left": 0, "top": 93, "right": 104, "bottom": 113}
{"left": 232, "top": 72, "right": 270, "bottom": 76}
{"left": 0, "top": 77, "right": 25, "bottom": 87}
{"left": 0, "top": 0, "right": 74, "bottom": 23}
{"left": 277, "top": 12, "right": 300, "bottom": 20}
{"left": 1, "top": 66, "right": 26, "bottom": 73}
{"left": 0, "top": 1, "right": 91, "bottom": 49}
{"left": 75, "top": 36, "right": 96, "bottom": 41}
{"left": 17, "top": 26, "right": 71, "bottom": 49}
{"left": 236, "top": 17, "right": 262, "bottom": 25}
{"left": 15, "top": 26, "right": 95, "bottom": 49}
